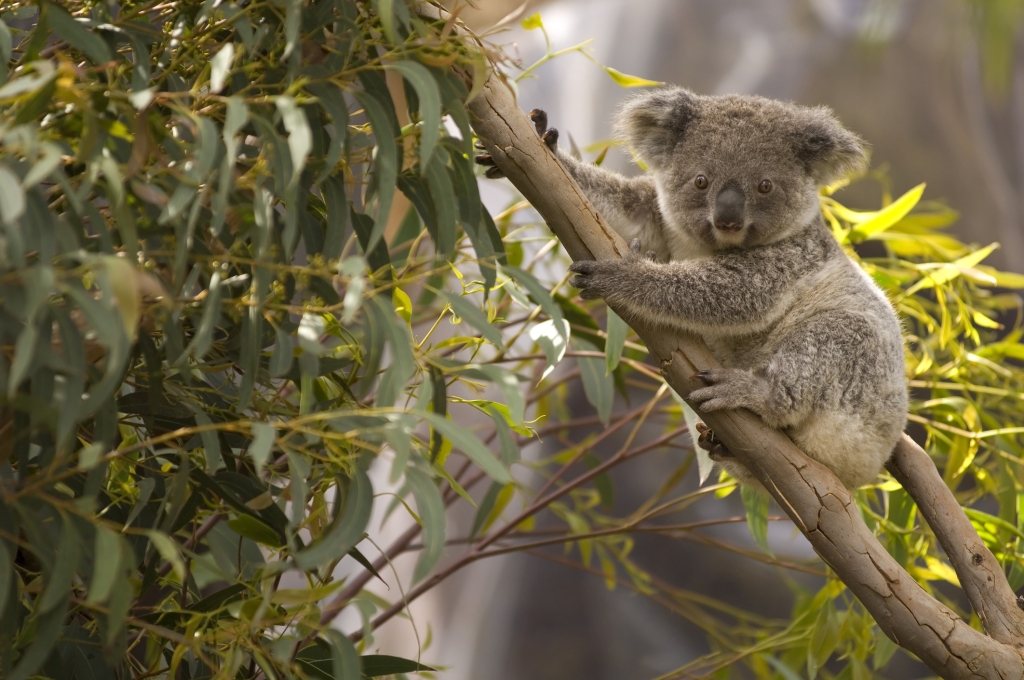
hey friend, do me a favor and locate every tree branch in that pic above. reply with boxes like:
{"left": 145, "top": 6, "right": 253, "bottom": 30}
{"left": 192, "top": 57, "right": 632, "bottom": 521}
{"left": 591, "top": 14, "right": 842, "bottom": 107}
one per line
{"left": 461, "top": 55, "right": 1024, "bottom": 678}
{"left": 887, "top": 435, "right": 1024, "bottom": 646}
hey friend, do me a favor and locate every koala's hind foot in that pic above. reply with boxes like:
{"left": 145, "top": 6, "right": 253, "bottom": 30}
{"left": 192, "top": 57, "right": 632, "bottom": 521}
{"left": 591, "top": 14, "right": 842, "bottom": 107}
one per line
{"left": 475, "top": 109, "right": 558, "bottom": 178}
{"left": 694, "top": 422, "right": 732, "bottom": 460}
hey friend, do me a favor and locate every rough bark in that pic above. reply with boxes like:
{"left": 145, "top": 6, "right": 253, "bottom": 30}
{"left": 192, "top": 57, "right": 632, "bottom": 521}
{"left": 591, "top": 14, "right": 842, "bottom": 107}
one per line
{"left": 461, "top": 62, "right": 1024, "bottom": 678}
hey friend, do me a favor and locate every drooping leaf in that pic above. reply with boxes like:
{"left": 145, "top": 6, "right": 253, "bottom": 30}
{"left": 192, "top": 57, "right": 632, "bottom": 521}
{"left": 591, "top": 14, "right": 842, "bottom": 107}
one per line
{"left": 47, "top": 4, "right": 112, "bottom": 65}
{"left": 385, "top": 60, "right": 442, "bottom": 169}
{"left": 574, "top": 339, "right": 613, "bottom": 426}
{"left": 421, "top": 412, "right": 512, "bottom": 484}
{"left": 295, "top": 467, "right": 373, "bottom": 570}
{"left": 741, "top": 486, "right": 772, "bottom": 557}
{"left": 605, "top": 306, "right": 627, "bottom": 373}
{"left": 406, "top": 467, "right": 446, "bottom": 583}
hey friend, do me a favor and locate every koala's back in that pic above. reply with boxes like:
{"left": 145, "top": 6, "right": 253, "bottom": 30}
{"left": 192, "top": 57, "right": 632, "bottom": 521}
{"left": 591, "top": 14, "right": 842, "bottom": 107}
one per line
{"left": 702, "top": 234, "right": 907, "bottom": 488}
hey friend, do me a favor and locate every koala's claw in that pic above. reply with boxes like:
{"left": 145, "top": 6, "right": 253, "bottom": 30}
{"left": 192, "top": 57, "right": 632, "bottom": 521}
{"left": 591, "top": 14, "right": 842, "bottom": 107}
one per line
{"left": 692, "top": 371, "right": 713, "bottom": 384}
{"left": 694, "top": 422, "right": 733, "bottom": 460}
{"left": 568, "top": 259, "right": 614, "bottom": 300}
{"left": 541, "top": 127, "right": 559, "bottom": 150}
{"left": 529, "top": 108, "right": 548, "bottom": 134}
{"left": 477, "top": 108, "right": 558, "bottom": 179}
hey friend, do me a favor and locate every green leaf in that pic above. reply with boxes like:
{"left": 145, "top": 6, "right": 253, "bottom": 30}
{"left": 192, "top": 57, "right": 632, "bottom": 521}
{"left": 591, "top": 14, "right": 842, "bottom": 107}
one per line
{"left": 210, "top": 42, "right": 234, "bottom": 93}
{"left": 847, "top": 183, "right": 925, "bottom": 242}
{"left": 229, "top": 514, "right": 284, "bottom": 548}
{"left": 8, "top": 594, "right": 67, "bottom": 680}
{"left": 470, "top": 482, "right": 503, "bottom": 538}
{"left": 808, "top": 601, "right": 842, "bottom": 678}
{"left": 325, "top": 629, "right": 362, "bottom": 680}
{"left": 353, "top": 90, "right": 398, "bottom": 251}
{"left": 372, "top": 296, "right": 416, "bottom": 408}
{"left": 679, "top": 397, "right": 713, "bottom": 485}
{"left": 602, "top": 65, "right": 662, "bottom": 88}
{"left": 0, "top": 163, "right": 26, "bottom": 226}
{"left": 7, "top": 322, "right": 38, "bottom": 398}
{"left": 270, "top": 323, "right": 294, "bottom": 378}
{"left": 47, "top": 3, "right": 112, "bottom": 65}
{"left": 372, "top": 0, "right": 397, "bottom": 43}
{"left": 766, "top": 656, "right": 805, "bottom": 680}
{"left": 277, "top": 95, "right": 312, "bottom": 184}
{"left": 441, "top": 291, "right": 503, "bottom": 347}
{"left": 605, "top": 307, "right": 627, "bottom": 373}
{"left": 295, "top": 467, "right": 373, "bottom": 570}
{"left": 0, "top": 21, "right": 11, "bottom": 85}
{"left": 38, "top": 515, "right": 79, "bottom": 613}
{"left": 529, "top": 318, "right": 570, "bottom": 380}
{"left": 488, "top": 405, "right": 520, "bottom": 466}
{"left": 872, "top": 630, "right": 898, "bottom": 670}
{"left": 147, "top": 530, "right": 185, "bottom": 580}
{"left": 905, "top": 242, "right": 999, "bottom": 295}
{"left": 423, "top": 150, "right": 457, "bottom": 256}
{"left": 282, "top": 0, "right": 301, "bottom": 59}
{"left": 421, "top": 412, "right": 512, "bottom": 484}
{"left": 249, "top": 422, "right": 276, "bottom": 477}
{"left": 351, "top": 208, "right": 392, "bottom": 275}
{"left": 361, "top": 655, "right": 436, "bottom": 677}
{"left": 741, "top": 486, "right": 772, "bottom": 557}
{"left": 0, "top": 537, "right": 10, "bottom": 618}
{"left": 308, "top": 84, "right": 350, "bottom": 186}
{"left": 575, "top": 339, "right": 613, "bottom": 426}
{"left": 406, "top": 468, "right": 445, "bottom": 583}
{"left": 177, "top": 268, "right": 222, "bottom": 364}
{"left": 385, "top": 60, "right": 442, "bottom": 170}
{"left": 504, "top": 265, "right": 567, "bottom": 339}
{"left": 87, "top": 524, "right": 122, "bottom": 604}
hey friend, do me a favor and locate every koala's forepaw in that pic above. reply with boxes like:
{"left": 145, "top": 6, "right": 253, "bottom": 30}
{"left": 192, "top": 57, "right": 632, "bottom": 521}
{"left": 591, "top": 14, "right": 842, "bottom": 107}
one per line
{"left": 474, "top": 108, "right": 558, "bottom": 179}
{"left": 689, "top": 369, "right": 759, "bottom": 413}
{"left": 568, "top": 259, "right": 625, "bottom": 301}
{"left": 694, "top": 422, "right": 732, "bottom": 460}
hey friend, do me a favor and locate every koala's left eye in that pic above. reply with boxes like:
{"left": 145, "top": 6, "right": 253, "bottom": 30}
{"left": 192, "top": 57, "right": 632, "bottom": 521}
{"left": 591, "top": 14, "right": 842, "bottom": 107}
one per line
{"left": 758, "top": 179, "right": 773, "bottom": 194}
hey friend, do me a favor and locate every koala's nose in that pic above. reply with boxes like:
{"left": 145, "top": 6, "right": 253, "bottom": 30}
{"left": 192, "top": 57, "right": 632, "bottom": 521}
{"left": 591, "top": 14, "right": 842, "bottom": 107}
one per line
{"left": 714, "top": 185, "right": 745, "bottom": 232}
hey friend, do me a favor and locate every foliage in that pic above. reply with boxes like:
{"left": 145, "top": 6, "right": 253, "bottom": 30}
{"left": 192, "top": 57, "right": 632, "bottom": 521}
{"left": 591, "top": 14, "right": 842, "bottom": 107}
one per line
{"left": 2, "top": 1, "right": 1024, "bottom": 680}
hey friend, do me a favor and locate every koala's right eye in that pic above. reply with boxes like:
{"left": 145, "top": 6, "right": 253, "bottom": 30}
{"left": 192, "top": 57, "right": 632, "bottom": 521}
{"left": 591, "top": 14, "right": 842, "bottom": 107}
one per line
{"left": 694, "top": 175, "right": 709, "bottom": 190}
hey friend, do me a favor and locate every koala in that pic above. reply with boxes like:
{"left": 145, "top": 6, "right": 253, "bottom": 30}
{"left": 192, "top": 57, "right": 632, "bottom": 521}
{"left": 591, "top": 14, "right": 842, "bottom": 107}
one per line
{"left": 477, "top": 88, "right": 907, "bottom": 490}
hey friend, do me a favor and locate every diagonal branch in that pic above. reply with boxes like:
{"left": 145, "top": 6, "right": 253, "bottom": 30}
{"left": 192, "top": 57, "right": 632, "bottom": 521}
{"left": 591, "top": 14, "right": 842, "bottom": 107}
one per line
{"left": 461, "top": 61, "right": 1024, "bottom": 678}
{"left": 887, "top": 435, "right": 1024, "bottom": 645}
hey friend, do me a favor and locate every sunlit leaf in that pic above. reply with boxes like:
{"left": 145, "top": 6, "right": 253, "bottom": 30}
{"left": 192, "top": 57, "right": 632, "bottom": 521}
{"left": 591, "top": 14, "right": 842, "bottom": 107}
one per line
{"left": 602, "top": 65, "right": 663, "bottom": 88}
{"left": 846, "top": 183, "right": 925, "bottom": 242}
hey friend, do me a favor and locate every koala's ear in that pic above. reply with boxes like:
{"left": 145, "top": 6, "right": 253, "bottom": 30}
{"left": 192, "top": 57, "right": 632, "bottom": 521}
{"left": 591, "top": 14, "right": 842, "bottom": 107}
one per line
{"left": 614, "top": 87, "right": 700, "bottom": 167}
{"left": 793, "top": 108, "right": 868, "bottom": 185}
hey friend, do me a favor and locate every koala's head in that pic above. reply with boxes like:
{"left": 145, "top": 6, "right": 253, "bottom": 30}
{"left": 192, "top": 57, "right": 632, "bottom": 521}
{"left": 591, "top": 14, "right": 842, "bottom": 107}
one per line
{"left": 615, "top": 87, "right": 867, "bottom": 250}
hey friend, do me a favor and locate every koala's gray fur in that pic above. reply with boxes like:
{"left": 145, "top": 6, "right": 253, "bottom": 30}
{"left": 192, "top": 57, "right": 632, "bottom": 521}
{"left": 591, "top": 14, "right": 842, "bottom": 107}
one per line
{"left": 559, "top": 88, "right": 907, "bottom": 489}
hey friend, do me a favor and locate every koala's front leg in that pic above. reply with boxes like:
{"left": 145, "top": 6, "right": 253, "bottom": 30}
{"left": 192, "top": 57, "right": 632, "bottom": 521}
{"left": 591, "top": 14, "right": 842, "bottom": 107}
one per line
{"left": 477, "top": 109, "right": 669, "bottom": 258}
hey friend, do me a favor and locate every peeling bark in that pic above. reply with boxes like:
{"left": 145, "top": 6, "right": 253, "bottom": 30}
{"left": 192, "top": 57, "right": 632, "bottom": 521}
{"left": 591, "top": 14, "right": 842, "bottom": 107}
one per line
{"left": 458, "top": 56, "right": 1024, "bottom": 678}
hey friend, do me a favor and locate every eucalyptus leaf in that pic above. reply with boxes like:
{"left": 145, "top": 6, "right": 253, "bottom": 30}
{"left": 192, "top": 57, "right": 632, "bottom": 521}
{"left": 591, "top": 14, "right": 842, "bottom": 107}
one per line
{"left": 406, "top": 467, "right": 445, "bottom": 583}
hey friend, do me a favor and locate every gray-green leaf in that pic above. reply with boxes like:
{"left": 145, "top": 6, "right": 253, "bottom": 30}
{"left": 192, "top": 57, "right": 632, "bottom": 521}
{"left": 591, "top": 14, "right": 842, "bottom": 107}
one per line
{"left": 406, "top": 467, "right": 445, "bottom": 583}
{"left": 421, "top": 412, "right": 511, "bottom": 484}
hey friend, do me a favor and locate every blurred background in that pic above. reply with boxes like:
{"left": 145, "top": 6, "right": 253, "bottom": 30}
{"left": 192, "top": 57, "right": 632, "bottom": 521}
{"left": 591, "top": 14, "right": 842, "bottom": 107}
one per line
{"left": 359, "top": 1, "right": 1024, "bottom": 678}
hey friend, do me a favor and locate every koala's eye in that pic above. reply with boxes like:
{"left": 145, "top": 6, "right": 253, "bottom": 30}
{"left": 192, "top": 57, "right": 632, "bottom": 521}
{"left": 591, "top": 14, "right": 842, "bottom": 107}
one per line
{"left": 758, "top": 179, "right": 773, "bottom": 194}
{"left": 694, "top": 175, "right": 709, "bottom": 190}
